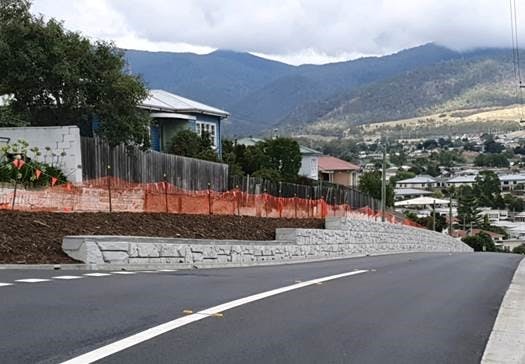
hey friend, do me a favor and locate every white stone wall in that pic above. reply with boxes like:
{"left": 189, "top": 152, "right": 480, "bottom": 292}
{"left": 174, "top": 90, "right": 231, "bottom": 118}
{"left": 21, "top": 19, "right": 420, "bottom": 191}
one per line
{"left": 0, "top": 126, "right": 82, "bottom": 182}
{"left": 63, "top": 220, "right": 472, "bottom": 267}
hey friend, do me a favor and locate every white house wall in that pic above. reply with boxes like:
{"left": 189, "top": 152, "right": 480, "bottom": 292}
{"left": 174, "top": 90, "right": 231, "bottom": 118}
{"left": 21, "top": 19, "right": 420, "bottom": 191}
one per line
{"left": 0, "top": 126, "right": 82, "bottom": 183}
{"left": 299, "top": 155, "right": 319, "bottom": 180}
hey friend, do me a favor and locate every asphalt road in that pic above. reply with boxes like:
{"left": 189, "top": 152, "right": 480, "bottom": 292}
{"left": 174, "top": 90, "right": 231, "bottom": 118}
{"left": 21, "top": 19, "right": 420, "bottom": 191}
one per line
{"left": 0, "top": 252, "right": 522, "bottom": 364}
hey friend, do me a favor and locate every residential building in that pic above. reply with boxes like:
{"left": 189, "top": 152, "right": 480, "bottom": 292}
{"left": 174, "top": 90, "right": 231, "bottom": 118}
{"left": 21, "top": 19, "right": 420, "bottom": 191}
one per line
{"left": 446, "top": 175, "right": 477, "bottom": 188}
{"left": 394, "top": 188, "right": 432, "bottom": 201}
{"left": 298, "top": 145, "right": 322, "bottom": 181}
{"left": 395, "top": 175, "right": 440, "bottom": 189}
{"left": 140, "top": 89, "right": 229, "bottom": 156}
{"left": 318, "top": 156, "right": 360, "bottom": 187}
{"left": 499, "top": 174, "right": 525, "bottom": 191}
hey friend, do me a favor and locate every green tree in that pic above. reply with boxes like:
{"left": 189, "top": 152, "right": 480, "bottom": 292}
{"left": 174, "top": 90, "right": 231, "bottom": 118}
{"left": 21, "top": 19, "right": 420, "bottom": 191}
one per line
{"left": 512, "top": 244, "right": 525, "bottom": 254}
{"left": 169, "top": 129, "right": 217, "bottom": 162}
{"left": 474, "top": 154, "right": 510, "bottom": 168}
{"left": 473, "top": 171, "right": 502, "bottom": 208}
{"left": 257, "top": 138, "right": 302, "bottom": 182}
{"left": 457, "top": 185, "right": 481, "bottom": 229}
{"left": 359, "top": 170, "right": 394, "bottom": 207}
{"left": 0, "top": 0, "right": 150, "bottom": 147}
{"left": 462, "top": 232, "right": 496, "bottom": 252}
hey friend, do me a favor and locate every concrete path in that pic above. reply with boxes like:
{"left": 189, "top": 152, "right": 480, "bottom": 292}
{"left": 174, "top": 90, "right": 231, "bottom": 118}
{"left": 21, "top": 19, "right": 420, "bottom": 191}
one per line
{"left": 0, "top": 253, "right": 521, "bottom": 364}
{"left": 482, "top": 258, "right": 525, "bottom": 363}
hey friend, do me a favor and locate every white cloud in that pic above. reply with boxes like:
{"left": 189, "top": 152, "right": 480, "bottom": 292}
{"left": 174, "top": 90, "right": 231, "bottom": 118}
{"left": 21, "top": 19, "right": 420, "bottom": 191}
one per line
{"left": 31, "top": 0, "right": 518, "bottom": 65}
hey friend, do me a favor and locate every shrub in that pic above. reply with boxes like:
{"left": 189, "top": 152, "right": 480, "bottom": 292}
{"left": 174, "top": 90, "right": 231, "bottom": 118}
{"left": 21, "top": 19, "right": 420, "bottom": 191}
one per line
{"left": 512, "top": 244, "right": 525, "bottom": 255}
{"left": 462, "top": 232, "right": 496, "bottom": 252}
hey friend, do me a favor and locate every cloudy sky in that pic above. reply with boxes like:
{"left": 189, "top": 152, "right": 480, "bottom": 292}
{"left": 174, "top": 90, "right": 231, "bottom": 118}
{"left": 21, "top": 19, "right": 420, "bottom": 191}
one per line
{"left": 31, "top": 0, "right": 517, "bottom": 65}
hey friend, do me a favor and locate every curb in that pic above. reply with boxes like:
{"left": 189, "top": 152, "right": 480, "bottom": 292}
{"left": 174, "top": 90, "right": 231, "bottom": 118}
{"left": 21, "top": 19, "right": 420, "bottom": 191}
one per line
{"left": 481, "top": 257, "right": 525, "bottom": 364}
{"left": 0, "top": 252, "right": 467, "bottom": 271}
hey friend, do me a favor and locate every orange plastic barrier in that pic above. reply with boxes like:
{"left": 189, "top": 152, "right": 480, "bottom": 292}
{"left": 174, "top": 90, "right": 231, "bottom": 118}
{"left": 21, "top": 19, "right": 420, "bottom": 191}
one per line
{"left": 0, "top": 178, "right": 421, "bottom": 228}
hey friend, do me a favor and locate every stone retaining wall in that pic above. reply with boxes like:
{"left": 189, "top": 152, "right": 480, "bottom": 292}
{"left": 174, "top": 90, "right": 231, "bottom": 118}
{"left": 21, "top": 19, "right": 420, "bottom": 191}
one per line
{"left": 62, "top": 218, "right": 472, "bottom": 268}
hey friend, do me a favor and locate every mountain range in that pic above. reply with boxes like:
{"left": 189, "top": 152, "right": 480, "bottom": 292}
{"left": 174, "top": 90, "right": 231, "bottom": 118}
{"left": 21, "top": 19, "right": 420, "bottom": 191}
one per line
{"left": 125, "top": 44, "right": 517, "bottom": 137}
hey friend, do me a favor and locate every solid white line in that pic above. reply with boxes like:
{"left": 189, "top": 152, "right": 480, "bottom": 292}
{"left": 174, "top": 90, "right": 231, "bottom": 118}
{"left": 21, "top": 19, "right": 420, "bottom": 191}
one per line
{"left": 15, "top": 279, "right": 51, "bottom": 283}
{"left": 157, "top": 269, "right": 177, "bottom": 272}
{"left": 60, "top": 269, "right": 368, "bottom": 364}
{"left": 86, "top": 273, "right": 112, "bottom": 277}
{"left": 0, "top": 283, "right": 14, "bottom": 287}
{"left": 110, "top": 271, "right": 137, "bottom": 275}
{"left": 83, "top": 273, "right": 112, "bottom": 277}
{"left": 53, "top": 276, "right": 84, "bottom": 280}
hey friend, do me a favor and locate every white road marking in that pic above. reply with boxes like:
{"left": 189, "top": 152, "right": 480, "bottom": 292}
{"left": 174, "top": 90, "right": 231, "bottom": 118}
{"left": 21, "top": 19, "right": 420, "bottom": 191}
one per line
{"left": 137, "top": 271, "right": 158, "bottom": 273}
{"left": 52, "top": 276, "right": 84, "bottom": 280}
{"left": 0, "top": 283, "right": 14, "bottom": 287}
{"left": 83, "top": 273, "right": 112, "bottom": 277}
{"left": 15, "top": 279, "right": 51, "bottom": 283}
{"left": 110, "top": 271, "right": 137, "bottom": 275}
{"left": 157, "top": 269, "right": 177, "bottom": 272}
{"left": 60, "top": 269, "right": 368, "bottom": 364}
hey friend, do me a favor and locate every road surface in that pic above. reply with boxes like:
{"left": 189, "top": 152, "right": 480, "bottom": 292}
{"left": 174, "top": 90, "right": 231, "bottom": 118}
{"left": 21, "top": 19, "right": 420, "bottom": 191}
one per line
{"left": 0, "top": 252, "right": 521, "bottom": 364}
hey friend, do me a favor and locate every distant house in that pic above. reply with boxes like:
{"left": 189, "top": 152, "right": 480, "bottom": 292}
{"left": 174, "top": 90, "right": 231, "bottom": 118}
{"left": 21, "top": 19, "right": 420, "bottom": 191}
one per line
{"left": 318, "top": 156, "right": 360, "bottom": 187}
{"left": 394, "top": 188, "right": 432, "bottom": 201}
{"left": 446, "top": 175, "right": 477, "bottom": 188}
{"left": 140, "top": 89, "right": 229, "bottom": 156}
{"left": 236, "top": 137, "right": 322, "bottom": 180}
{"left": 499, "top": 174, "right": 525, "bottom": 191}
{"left": 395, "top": 175, "right": 440, "bottom": 189}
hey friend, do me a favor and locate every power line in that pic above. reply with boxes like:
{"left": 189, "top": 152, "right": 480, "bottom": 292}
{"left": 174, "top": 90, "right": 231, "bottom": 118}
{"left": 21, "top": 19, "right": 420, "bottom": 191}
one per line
{"left": 510, "top": 0, "right": 525, "bottom": 122}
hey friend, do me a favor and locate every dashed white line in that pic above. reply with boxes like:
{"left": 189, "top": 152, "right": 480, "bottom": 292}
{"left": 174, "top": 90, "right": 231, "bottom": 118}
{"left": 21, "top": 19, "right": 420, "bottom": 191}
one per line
{"left": 110, "top": 271, "right": 137, "bottom": 275}
{"left": 15, "top": 279, "right": 51, "bottom": 283}
{"left": 83, "top": 273, "right": 112, "bottom": 277}
{"left": 0, "top": 283, "right": 14, "bottom": 287}
{"left": 52, "top": 276, "right": 84, "bottom": 280}
{"left": 59, "top": 269, "right": 368, "bottom": 364}
{"left": 157, "top": 269, "right": 177, "bottom": 272}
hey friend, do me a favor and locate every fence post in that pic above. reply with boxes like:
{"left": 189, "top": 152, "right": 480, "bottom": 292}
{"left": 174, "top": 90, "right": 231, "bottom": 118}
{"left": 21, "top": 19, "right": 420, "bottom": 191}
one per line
{"left": 294, "top": 193, "right": 297, "bottom": 218}
{"left": 107, "top": 165, "right": 112, "bottom": 213}
{"left": 208, "top": 182, "right": 212, "bottom": 215}
{"left": 164, "top": 173, "right": 169, "bottom": 213}
{"left": 236, "top": 185, "right": 240, "bottom": 216}
{"left": 11, "top": 179, "right": 18, "bottom": 210}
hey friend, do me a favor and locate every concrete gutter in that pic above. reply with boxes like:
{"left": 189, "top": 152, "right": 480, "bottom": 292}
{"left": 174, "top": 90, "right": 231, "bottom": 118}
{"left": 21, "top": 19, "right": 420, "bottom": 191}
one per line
{"left": 482, "top": 257, "right": 525, "bottom": 364}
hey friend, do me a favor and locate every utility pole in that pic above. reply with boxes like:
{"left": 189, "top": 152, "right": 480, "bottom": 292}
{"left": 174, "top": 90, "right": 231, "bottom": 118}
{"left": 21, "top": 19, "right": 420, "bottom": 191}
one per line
{"left": 449, "top": 191, "right": 454, "bottom": 236}
{"left": 432, "top": 201, "right": 436, "bottom": 231}
{"left": 381, "top": 143, "right": 386, "bottom": 222}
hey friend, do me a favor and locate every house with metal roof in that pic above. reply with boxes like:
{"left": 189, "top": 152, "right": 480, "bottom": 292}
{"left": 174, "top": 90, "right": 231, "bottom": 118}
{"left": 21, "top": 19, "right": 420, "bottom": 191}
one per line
{"left": 446, "top": 175, "right": 477, "bottom": 187}
{"left": 318, "top": 156, "right": 360, "bottom": 187}
{"left": 395, "top": 175, "right": 440, "bottom": 189}
{"left": 499, "top": 174, "right": 525, "bottom": 191}
{"left": 140, "top": 89, "right": 229, "bottom": 155}
{"left": 394, "top": 188, "right": 432, "bottom": 201}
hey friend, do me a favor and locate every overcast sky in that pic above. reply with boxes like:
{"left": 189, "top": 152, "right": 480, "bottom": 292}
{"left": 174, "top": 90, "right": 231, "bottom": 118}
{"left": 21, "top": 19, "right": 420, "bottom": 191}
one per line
{"left": 31, "top": 0, "right": 517, "bottom": 65}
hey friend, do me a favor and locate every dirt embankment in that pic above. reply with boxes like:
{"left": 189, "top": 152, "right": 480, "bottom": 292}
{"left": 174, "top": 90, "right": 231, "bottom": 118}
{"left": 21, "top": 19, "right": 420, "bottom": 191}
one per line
{"left": 0, "top": 212, "right": 324, "bottom": 264}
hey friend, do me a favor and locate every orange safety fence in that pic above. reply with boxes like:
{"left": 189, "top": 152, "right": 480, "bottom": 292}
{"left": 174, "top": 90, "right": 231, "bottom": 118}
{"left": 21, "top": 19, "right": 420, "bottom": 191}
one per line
{"left": 0, "top": 177, "right": 425, "bottom": 228}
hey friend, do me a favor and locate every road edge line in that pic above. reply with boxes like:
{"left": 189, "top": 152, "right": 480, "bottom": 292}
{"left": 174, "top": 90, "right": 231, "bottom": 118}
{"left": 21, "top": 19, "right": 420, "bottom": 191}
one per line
{"left": 481, "top": 257, "right": 525, "bottom": 364}
{"left": 59, "top": 269, "right": 368, "bottom": 364}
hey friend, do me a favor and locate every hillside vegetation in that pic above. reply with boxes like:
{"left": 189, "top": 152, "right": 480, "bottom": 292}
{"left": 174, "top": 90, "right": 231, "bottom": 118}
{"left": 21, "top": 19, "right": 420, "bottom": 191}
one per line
{"left": 126, "top": 45, "right": 520, "bottom": 137}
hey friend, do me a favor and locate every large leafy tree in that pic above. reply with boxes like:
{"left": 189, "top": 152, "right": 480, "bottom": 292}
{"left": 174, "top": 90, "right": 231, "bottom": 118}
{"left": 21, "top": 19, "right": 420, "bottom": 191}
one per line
{"left": 257, "top": 138, "right": 302, "bottom": 182}
{"left": 169, "top": 129, "right": 217, "bottom": 162}
{"left": 358, "top": 170, "right": 394, "bottom": 207}
{"left": 0, "top": 0, "right": 150, "bottom": 147}
{"left": 473, "top": 171, "right": 505, "bottom": 209}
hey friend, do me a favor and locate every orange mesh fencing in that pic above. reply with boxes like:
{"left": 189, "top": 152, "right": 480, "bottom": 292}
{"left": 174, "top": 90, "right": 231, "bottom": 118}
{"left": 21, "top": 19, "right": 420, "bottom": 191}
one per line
{"left": 0, "top": 177, "right": 423, "bottom": 228}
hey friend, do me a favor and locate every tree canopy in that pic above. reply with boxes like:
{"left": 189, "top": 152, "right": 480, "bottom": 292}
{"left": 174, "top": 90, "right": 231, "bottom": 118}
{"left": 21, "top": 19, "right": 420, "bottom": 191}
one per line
{"left": 169, "top": 129, "right": 218, "bottom": 162}
{"left": 358, "top": 170, "right": 394, "bottom": 207}
{"left": 0, "top": 0, "right": 150, "bottom": 146}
